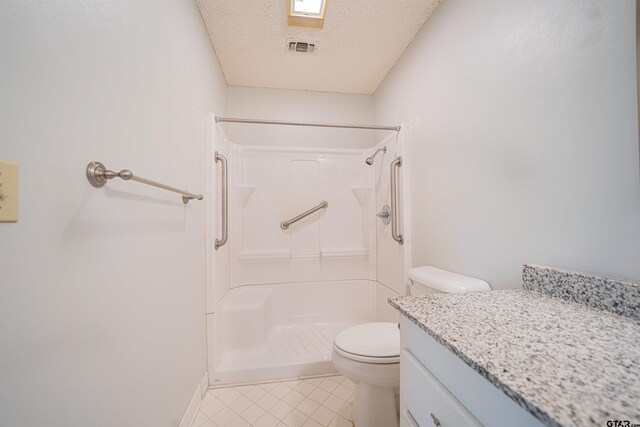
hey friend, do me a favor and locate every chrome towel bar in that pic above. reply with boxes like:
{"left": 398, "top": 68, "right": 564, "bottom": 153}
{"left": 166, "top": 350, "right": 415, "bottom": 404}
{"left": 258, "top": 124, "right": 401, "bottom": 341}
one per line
{"left": 281, "top": 201, "right": 328, "bottom": 230}
{"left": 86, "top": 161, "right": 203, "bottom": 204}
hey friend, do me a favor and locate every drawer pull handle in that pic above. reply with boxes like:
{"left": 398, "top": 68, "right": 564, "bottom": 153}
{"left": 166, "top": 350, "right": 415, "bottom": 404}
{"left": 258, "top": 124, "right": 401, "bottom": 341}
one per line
{"left": 431, "top": 413, "right": 442, "bottom": 427}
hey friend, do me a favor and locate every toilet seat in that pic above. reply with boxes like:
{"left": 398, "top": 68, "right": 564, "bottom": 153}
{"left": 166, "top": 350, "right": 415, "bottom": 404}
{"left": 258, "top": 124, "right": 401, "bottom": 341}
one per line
{"left": 333, "top": 322, "right": 400, "bottom": 364}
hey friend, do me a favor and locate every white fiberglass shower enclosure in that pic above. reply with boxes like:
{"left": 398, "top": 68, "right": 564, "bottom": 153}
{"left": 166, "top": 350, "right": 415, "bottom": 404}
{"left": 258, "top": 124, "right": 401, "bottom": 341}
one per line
{"left": 205, "top": 115, "right": 410, "bottom": 387}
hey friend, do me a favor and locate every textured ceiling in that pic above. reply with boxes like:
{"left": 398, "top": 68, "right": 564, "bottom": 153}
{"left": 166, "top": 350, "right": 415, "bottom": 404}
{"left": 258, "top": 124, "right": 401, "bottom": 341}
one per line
{"left": 197, "top": 0, "right": 441, "bottom": 94}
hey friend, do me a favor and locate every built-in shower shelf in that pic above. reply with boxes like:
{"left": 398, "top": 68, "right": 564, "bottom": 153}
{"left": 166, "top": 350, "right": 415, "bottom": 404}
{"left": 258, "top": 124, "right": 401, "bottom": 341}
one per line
{"left": 290, "top": 253, "right": 321, "bottom": 260}
{"left": 235, "top": 185, "right": 257, "bottom": 207}
{"left": 350, "top": 187, "right": 372, "bottom": 207}
{"left": 321, "top": 249, "right": 370, "bottom": 259}
{"left": 236, "top": 249, "right": 370, "bottom": 260}
{"left": 236, "top": 250, "right": 290, "bottom": 261}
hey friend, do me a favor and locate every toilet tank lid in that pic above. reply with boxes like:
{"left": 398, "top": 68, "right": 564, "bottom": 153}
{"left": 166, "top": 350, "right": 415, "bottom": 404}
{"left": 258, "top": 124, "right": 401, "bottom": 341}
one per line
{"left": 408, "top": 266, "right": 491, "bottom": 293}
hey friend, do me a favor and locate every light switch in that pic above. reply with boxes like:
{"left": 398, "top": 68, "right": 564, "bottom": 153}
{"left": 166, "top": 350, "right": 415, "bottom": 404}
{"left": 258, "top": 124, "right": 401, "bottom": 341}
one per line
{"left": 0, "top": 161, "right": 19, "bottom": 222}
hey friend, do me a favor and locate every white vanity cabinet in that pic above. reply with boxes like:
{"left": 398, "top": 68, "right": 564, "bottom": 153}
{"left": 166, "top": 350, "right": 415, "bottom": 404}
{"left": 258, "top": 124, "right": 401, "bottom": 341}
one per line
{"left": 399, "top": 316, "right": 545, "bottom": 427}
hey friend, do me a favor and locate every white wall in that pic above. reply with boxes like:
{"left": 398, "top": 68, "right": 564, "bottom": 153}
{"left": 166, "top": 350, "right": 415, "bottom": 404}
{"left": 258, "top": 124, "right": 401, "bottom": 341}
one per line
{"left": 0, "top": 1, "right": 226, "bottom": 426}
{"left": 225, "top": 86, "right": 376, "bottom": 148}
{"left": 374, "top": 0, "right": 640, "bottom": 288}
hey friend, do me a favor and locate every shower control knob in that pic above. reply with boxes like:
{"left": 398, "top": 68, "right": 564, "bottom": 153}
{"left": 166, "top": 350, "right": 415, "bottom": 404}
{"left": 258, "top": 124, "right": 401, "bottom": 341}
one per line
{"left": 377, "top": 205, "right": 391, "bottom": 225}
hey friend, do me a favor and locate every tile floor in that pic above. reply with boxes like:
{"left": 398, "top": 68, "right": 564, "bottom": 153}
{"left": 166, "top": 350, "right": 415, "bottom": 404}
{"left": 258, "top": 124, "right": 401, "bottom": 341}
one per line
{"left": 193, "top": 375, "right": 355, "bottom": 427}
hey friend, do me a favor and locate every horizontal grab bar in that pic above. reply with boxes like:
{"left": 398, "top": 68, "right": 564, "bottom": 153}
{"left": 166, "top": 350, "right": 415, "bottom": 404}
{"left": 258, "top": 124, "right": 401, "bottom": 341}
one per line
{"left": 86, "top": 161, "right": 203, "bottom": 204}
{"left": 281, "top": 201, "right": 328, "bottom": 230}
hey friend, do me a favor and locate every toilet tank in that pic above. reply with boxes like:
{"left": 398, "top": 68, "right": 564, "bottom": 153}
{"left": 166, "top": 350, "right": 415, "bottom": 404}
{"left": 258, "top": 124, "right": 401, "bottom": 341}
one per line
{"left": 408, "top": 266, "right": 491, "bottom": 295}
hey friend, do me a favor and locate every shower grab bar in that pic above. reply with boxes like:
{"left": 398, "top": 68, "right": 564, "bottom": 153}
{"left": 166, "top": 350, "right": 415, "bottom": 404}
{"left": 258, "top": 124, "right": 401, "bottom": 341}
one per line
{"left": 390, "top": 157, "right": 404, "bottom": 245}
{"left": 215, "top": 152, "right": 229, "bottom": 250}
{"left": 281, "top": 201, "right": 328, "bottom": 230}
{"left": 85, "top": 161, "right": 203, "bottom": 204}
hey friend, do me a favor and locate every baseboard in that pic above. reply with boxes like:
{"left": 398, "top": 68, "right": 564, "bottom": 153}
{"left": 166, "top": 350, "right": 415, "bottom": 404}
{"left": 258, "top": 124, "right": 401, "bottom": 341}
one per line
{"left": 179, "top": 372, "right": 208, "bottom": 427}
{"left": 200, "top": 372, "right": 209, "bottom": 397}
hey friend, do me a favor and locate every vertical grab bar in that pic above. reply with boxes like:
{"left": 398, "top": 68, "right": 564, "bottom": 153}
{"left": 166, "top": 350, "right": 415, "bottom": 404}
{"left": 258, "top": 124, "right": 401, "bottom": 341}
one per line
{"left": 390, "top": 156, "right": 404, "bottom": 245}
{"left": 214, "top": 151, "right": 228, "bottom": 250}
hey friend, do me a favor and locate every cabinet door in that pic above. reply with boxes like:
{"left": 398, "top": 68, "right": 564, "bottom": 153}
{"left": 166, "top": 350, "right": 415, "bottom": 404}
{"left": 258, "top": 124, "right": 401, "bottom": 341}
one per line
{"left": 400, "top": 409, "right": 420, "bottom": 427}
{"left": 401, "top": 349, "right": 482, "bottom": 427}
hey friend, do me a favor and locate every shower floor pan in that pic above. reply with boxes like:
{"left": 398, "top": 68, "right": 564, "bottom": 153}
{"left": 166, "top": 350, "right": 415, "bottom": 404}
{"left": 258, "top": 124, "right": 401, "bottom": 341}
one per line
{"left": 209, "top": 280, "right": 377, "bottom": 386}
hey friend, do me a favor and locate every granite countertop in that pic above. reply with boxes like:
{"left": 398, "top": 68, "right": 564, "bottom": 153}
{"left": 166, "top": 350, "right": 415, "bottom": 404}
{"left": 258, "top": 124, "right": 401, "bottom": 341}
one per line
{"left": 389, "top": 265, "right": 640, "bottom": 427}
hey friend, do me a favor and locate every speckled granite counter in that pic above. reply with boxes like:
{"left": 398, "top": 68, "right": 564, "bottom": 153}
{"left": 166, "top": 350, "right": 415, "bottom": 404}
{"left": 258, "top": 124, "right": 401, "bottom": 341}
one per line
{"left": 389, "top": 266, "right": 640, "bottom": 427}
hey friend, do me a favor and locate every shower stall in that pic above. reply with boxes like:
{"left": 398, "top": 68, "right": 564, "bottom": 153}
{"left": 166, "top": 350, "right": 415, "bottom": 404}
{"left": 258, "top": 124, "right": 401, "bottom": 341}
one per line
{"left": 205, "top": 115, "right": 411, "bottom": 387}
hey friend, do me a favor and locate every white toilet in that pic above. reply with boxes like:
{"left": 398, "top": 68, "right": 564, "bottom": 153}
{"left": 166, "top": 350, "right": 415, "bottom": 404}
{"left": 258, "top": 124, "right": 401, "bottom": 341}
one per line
{"left": 332, "top": 266, "right": 490, "bottom": 427}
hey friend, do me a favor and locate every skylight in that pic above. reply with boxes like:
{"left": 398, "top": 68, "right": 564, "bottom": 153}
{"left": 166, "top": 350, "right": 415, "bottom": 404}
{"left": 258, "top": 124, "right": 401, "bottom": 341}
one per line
{"left": 288, "top": 0, "right": 327, "bottom": 30}
{"left": 291, "top": 0, "right": 324, "bottom": 17}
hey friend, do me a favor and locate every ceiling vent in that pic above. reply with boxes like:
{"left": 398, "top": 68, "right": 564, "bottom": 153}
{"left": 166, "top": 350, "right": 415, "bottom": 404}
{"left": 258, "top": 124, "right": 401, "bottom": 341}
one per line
{"left": 287, "top": 41, "right": 317, "bottom": 54}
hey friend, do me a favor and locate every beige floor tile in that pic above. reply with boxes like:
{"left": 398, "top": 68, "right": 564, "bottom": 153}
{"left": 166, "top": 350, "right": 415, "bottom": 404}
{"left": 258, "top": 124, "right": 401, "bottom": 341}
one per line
{"left": 239, "top": 403, "right": 265, "bottom": 424}
{"left": 317, "top": 378, "right": 340, "bottom": 393}
{"left": 210, "top": 406, "right": 237, "bottom": 426}
{"left": 245, "top": 386, "right": 268, "bottom": 402}
{"left": 304, "top": 377, "right": 324, "bottom": 386}
{"left": 296, "top": 397, "right": 320, "bottom": 417}
{"left": 201, "top": 398, "right": 227, "bottom": 418}
{"left": 321, "top": 395, "right": 344, "bottom": 414}
{"left": 218, "top": 388, "right": 242, "bottom": 405}
{"left": 193, "top": 411, "right": 211, "bottom": 426}
{"left": 301, "top": 418, "right": 323, "bottom": 427}
{"left": 337, "top": 403, "right": 352, "bottom": 421}
{"left": 225, "top": 416, "right": 250, "bottom": 427}
{"left": 281, "top": 408, "right": 309, "bottom": 427}
{"left": 233, "top": 385, "right": 256, "bottom": 395}
{"left": 211, "top": 388, "right": 229, "bottom": 397}
{"left": 229, "top": 395, "right": 253, "bottom": 414}
{"left": 282, "top": 390, "right": 306, "bottom": 407}
{"left": 271, "top": 383, "right": 292, "bottom": 399}
{"left": 259, "top": 382, "right": 278, "bottom": 392}
{"left": 310, "top": 405, "right": 335, "bottom": 426}
{"left": 292, "top": 381, "right": 316, "bottom": 396}
{"left": 269, "top": 400, "right": 294, "bottom": 420}
{"left": 332, "top": 385, "right": 352, "bottom": 401}
{"left": 257, "top": 392, "right": 280, "bottom": 411}
{"left": 203, "top": 391, "right": 217, "bottom": 405}
{"left": 307, "top": 388, "right": 330, "bottom": 404}
{"left": 327, "top": 415, "right": 354, "bottom": 427}
{"left": 192, "top": 375, "right": 375, "bottom": 427}
{"left": 253, "top": 412, "right": 280, "bottom": 427}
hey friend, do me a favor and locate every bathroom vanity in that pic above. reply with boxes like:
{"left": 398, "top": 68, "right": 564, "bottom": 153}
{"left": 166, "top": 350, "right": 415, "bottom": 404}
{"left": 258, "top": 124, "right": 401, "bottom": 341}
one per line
{"left": 390, "top": 265, "right": 640, "bottom": 427}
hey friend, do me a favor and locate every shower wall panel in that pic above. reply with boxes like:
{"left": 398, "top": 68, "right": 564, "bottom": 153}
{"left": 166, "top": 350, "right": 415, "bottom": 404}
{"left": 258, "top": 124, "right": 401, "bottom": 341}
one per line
{"left": 206, "top": 124, "right": 232, "bottom": 314}
{"left": 290, "top": 160, "right": 321, "bottom": 282}
{"left": 231, "top": 146, "right": 375, "bottom": 287}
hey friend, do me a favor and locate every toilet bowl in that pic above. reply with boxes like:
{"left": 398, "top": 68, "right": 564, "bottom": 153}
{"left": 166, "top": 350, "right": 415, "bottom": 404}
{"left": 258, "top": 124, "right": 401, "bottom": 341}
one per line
{"left": 332, "top": 266, "right": 491, "bottom": 426}
{"left": 332, "top": 322, "right": 400, "bottom": 427}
